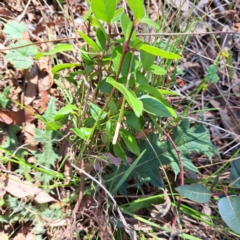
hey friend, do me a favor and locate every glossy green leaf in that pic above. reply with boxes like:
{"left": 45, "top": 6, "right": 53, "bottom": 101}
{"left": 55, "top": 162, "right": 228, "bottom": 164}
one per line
{"left": 218, "top": 196, "right": 240, "bottom": 233}
{"left": 91, "top": 0, "right": 116, "bottom": 23}
{"left": 46, "top": 121, "right": 63, "bottom": 131}
{"left": 96, "top": 28, "right": 106, "bottom": 50}
{"left": 71, "top": 127, "right": 92, "bottom": 140}
{"left": 111, "top": 8, "right": 124, "bottom": 23}
{"left": 139, "top": 95, "right": 176, "bottom": 117}
{"left": 140, "top": 50, "right": 155, "bottom": 71}
{"left": 230, "top": 157, "right": 240, "bottom": 187}
{"left": 107, "top": 77, "right": 143, "bottom": 117}
{"left": 120, "top": 129, "right": 140, "bottom": 155}
{"left": 79, "top": 31, "right": 100, "bottom": 51}
{"left": 176, "top": 184, "right": 211, "bottom": 203}
{"left": 54, "top": 104, "right": 78, "bottom": 121}
{"left": 52, "top": 63, "right": 81, "bottom": 74}
{"left": 127, "top": 0, "right": 145, "bottom": 19}
{"left": 129, "top": 37, "right": 143, "bottom": 49}
{"left": 35, "top": 44, "right": 73, "bottom": 59}
{"left": 139, "top": 44, "right": 181, "bottom": 59}
{"left": 139, "top": 17, "right": 160, "bottom": 29}
{"left": 149, "top": 64, "right": 167, "bottom": 75}
{"left": 120, "top": 13, "right": 133, "bottom": 40}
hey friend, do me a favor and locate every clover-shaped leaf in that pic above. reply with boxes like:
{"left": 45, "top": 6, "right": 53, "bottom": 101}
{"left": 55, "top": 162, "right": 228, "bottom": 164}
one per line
{"left": 206, "top": 65, "right": 219, "bottom": 83}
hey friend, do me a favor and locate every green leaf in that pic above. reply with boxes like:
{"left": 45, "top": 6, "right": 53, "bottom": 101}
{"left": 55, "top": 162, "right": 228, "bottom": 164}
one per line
{"left": 46, "top": 121, "right": 63, "bottom": 131}
{"left": 95, "top": 28, "right": 106, "bottom": 50}
{"left": 230, "top": 157, "right": 240, "bottom": 187}
{"left": 79, "top": 31, "right": 100, "bottom": 51}
{"left": 42, "top": 98, "right": 57, "bottom": 122}
{"left": 113, "top": 142, "right": 127, "bottom": 163}
{"left": 158, "top": 89, "right": 179, "bottom": 95}
{"left": 52, "top": 63, "right": 81, "bottom": 74}
{"left": 149, "top": 64, "right": 167, "bottom": 75}
{"left": 91, "top": 0, "right": 116, "bottom": 23}
{"left": 107, "top": 77, "right": 143, "bottom": 117}
{"left": 120, "top": 13, "right": 133, "bottom": 40}
{"left": 120, "top": 129, "right": 140, "bottom": 155}
{"left": 139, "top": 44, "right": 181, "bottom": 59}
{"left": 54, "top": 104, "right": 78, "bottom": 121}
{"left": 218, "top": 196, "right": 240, "bottom": 233}
{"left": 126, "top": 0, "right": 145, "bottom": 19}
{"left": 140, "top": 50, "right": 155, "bottom": 71}
{"left": 111, "top": 150, "right": 146, "bottom": 194}
{"left": 0, "top": 86, "right": 10, "bottom": 109}
{"left": 136, "top": 84, "right": 163, "bottom": 99}
{"left": 104, "top": 119, "right": 218, "bottom": 192}
{"left": 71, "top": 127, "right": 92, "bottom": 140}
{"left": 206, "top": 65, "right": 219, "bottom": 83}
{"left": 125, "top": 112, "right": 142, "bottom": 132}
{"left": 90, "top": 102, "right": 107, "bottom": 121}
{"left": 3, "top": 21, "right": 28, "bottom": 39}
{"left": 175, "top": 184, "right": 211, "bottom": 203}
{"left": 35, "top": 44, "right": 73, "bottom": 59}
{"left": 6, "top": 40, "right": 38, "bottom": 69}
{"left": 139, "top": 95, "right": 176, "bottom": 117}
{"left": 139, "top": 17, "right": 160, "bottom": 29}
{"left": 111, "top": 8, "right": 124, "bottom": 23}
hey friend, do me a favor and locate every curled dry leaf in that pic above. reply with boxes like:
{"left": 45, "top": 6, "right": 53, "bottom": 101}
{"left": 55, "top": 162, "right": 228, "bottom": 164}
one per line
{"left": 3, "top": 174, "right": 57, "bottom": 204}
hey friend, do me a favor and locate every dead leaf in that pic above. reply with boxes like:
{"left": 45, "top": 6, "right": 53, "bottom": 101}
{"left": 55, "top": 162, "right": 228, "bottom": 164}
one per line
{"left": 0, "top": 107, "right": 35, "bottom": 125}
{"left": 4, "top": 174, "right": 57, "bottom": 204}
{"left": 38, "top": 57, "right": 53, "bottom": 92}
{"left": 33, "top": 90, "right": 49, "bottom": 114}
{"left": 24, "top": 64, "right": 39, "bottom": 105}
{"left": 0, "top": 7, "right": 13, "bottom": 20}
{"left": 22, "top": 123, "right": 38, "bottom": 151}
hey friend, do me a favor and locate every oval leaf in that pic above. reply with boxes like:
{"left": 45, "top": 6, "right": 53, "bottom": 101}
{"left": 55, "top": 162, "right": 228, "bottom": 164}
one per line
{"left": 139, "top": 95, "right": 176, "bottom": 117}
{"left": 79, "top": 31, "right": 100, "bottom": 51}
{"left": 107, "top": 77, "right": 143, "bottom": 117}
{"left": 218, "top": 196, "right": 240, "bottom": 233}
{"left": 149, "top": 64, "right": 167, "bottom": 75}
{"left": 127, "top": 0, "right": 145, "bottom": 19}
{"left": 175, "top": 184, "right": 211, "bottom": 203}
{"left": 71, "top": 127, "right": 92, "bottom": 140}
{"left": 139, "top": 44, "right": 181, "bottom": 59}
{"left": 52, "top": 63, "right": 81, "bottom": 74}
{"left": 120, "top": 129, "right": 140, "bottom": 155}
{"left": 91, "top": 0, "right": 116, "bottom": 23}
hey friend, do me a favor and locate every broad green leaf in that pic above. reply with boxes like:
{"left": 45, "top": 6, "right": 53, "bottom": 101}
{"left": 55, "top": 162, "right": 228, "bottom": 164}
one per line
{"left": 120, "top": 13, "right": 133, "bottom": 40}
{"left": 54, "top": 104, "right": 78, "bottom": 121}
{"left": 230, "top": 157, "right": 240, "bottom": 187}
{"left": 78, "top": 31, "right": 100, "bottom": 51}
{"left": 206, "top": 65, "right": 219, "bottom": 83}
{"left": 90, "top": 102, "right": 107, "bottom": 121}
{"left": 218, "top": 196, "right": 240, "bottom": 233}
{"left": 149, "top": 64, "right": 167, "bottom": 75}
{"left": 107, "top": 77, "right": 143, "bottom": 117}
{"left": 129, "top": 37, "right": 143, "bottom": 49}
{"left": 35, "top": 44, "right": 73, "bottom": 59}
{"left": 3, "top": 21, "right": 28, "bottom": 39}
{"left": 88, "top": 16, "right": 107, "bottom": 37}
{"left": 120, "top": 129, "right": 140, "bottom": 155}
{"left": 139, "top": 44, "right": 181, "bottom": 59}
{"left": 52, "top": 63, "right": 81, "bottom": 74}
{"left": 136, "top": 84, "right": 163, "bottom": 99}
{"left": 6, "top": 40, "right": 38, "bottom": 69}
{"left": 135, "top": 71, "right": 148, "bottom": 85}
{"left": 140, "top": 50, "right": 155, "bottom": 71}
{"left": 139, "top": 17, "right": 160, "bottom": 29}
{"left": 139, "top": 95, "right": 176, "bottom": 117}
{"left": 46, "top": 121, "right": 63, "bottom": 131}
{"left": 0, "top": 86, "right": 10, "bottom": 109}
{"left": 91, "top": 0, "right": 116, "bottom": 23}
{"left": 127, "top": 0, "right": 145, "bottom": 19}
{"left": 104, "top": 119, "right": 218, "bottom": 192}
{"left": 71, "top": 127, "right": 92, "bottom": 140}
{"left": 111, "top": 8, "right": 124, "bottom": 23}
{"left": 125, "top": 112, "right": 142, "bottom": 132}
{"left": 111, "top": 150, "right": 145, "bottom": 194}
{"left": 175, "top": 184, "right": 211, "bottom": 203}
